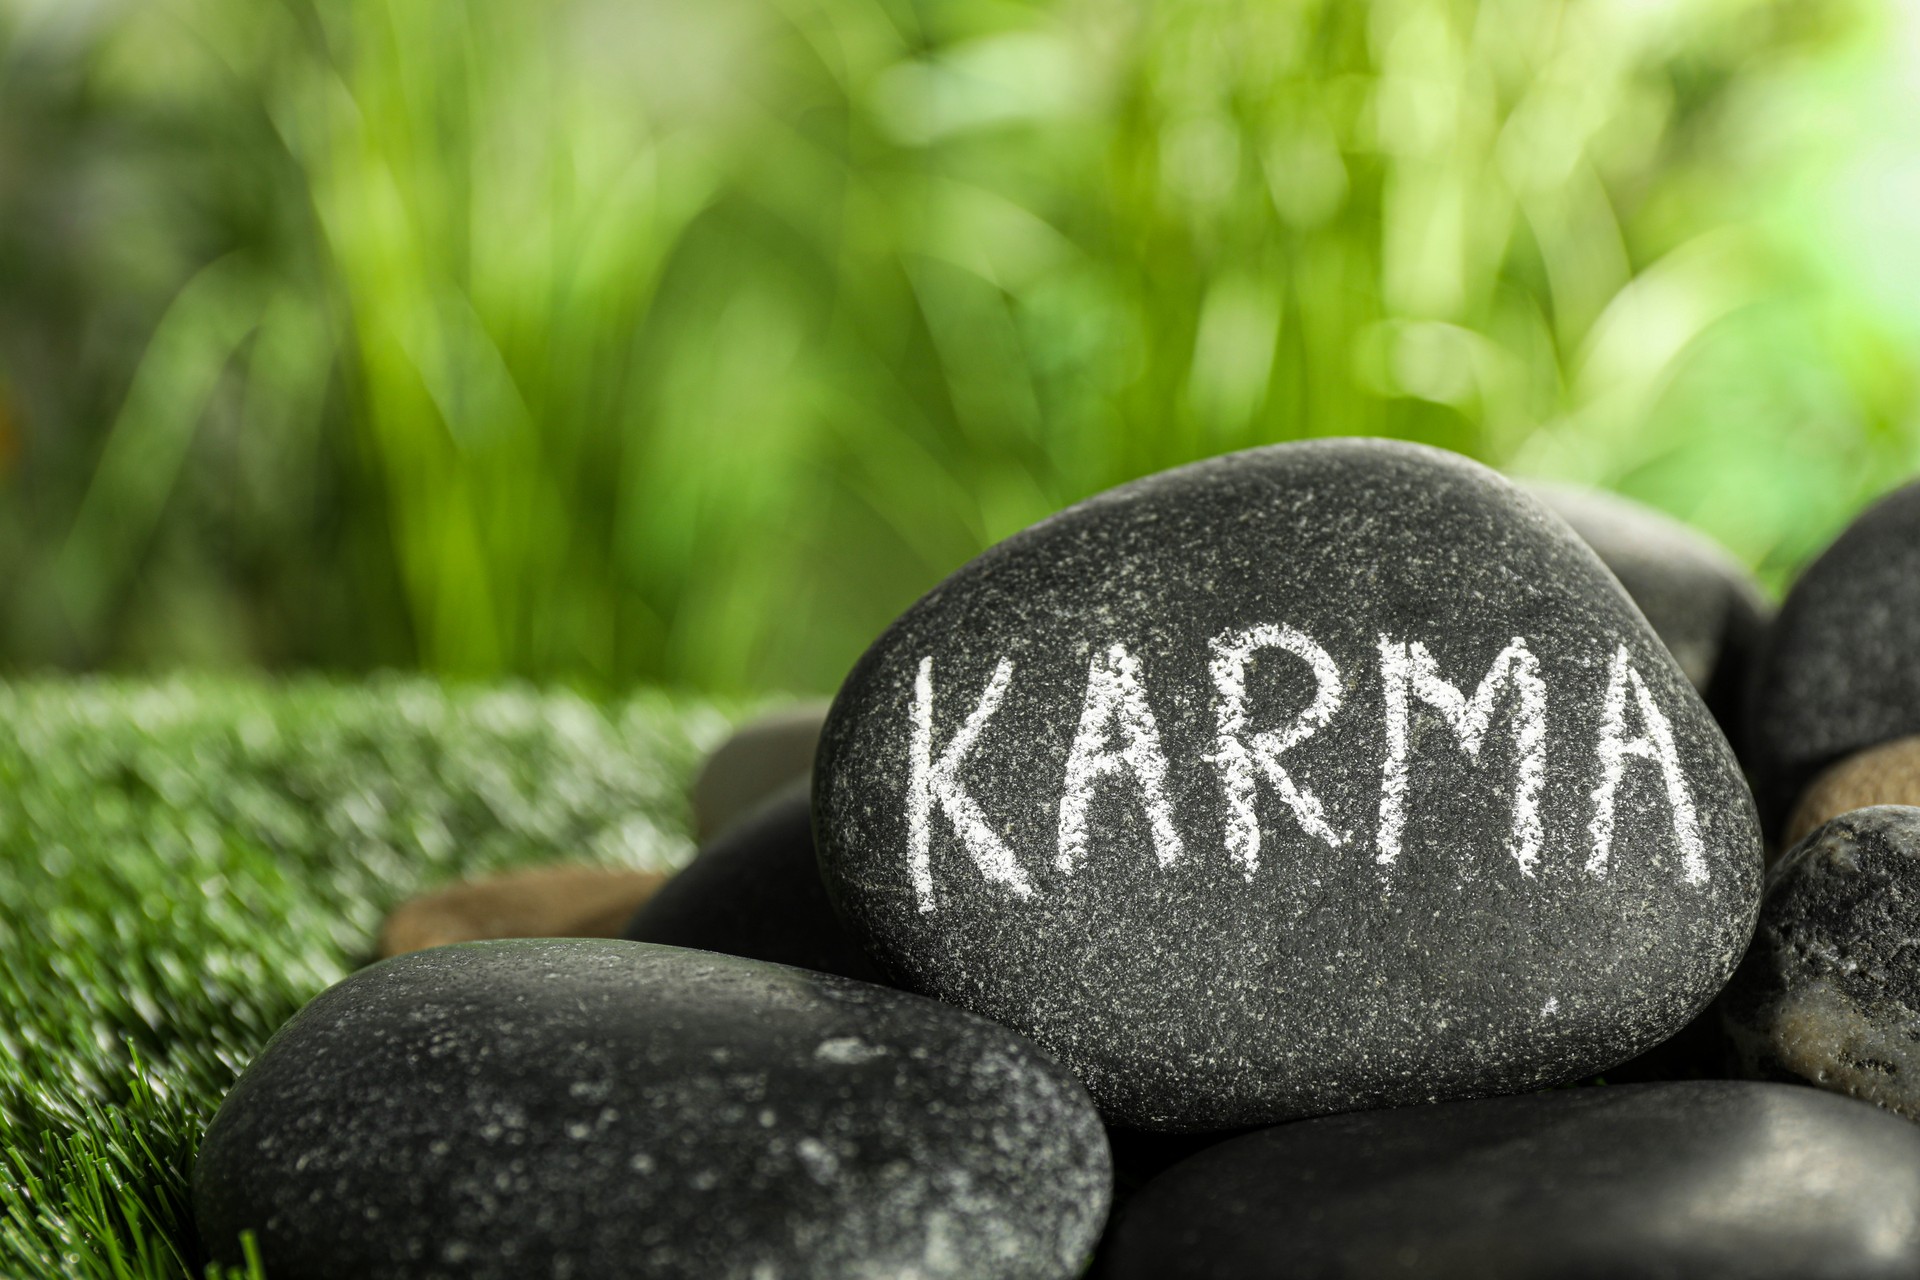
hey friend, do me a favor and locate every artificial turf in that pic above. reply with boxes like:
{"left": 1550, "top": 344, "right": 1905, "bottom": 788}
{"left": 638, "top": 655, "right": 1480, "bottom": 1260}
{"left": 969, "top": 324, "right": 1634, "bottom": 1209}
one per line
{"left": 0, "top": 677, "right": 735, "bottom": 1279}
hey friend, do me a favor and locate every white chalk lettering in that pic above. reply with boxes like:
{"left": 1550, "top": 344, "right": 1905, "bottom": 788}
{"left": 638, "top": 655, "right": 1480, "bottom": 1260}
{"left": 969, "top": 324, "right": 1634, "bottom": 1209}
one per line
{"left": 1376, "top": 636, "right": 1548, "bottom": 876}
{"left": 908, "top": 655, "right": 1035, "bottom": 913}
{"left": 899, "top": 626, "right": 1714, "bottom": 904}
{"left": 1587, "top": 645, "right": 1707, "bottom": 885}
{"left": 1057, "top": 643, "right": 1186, "bottom": 874}
{"left": 1206, "top": 622, "right": 1346, "bottom": 880}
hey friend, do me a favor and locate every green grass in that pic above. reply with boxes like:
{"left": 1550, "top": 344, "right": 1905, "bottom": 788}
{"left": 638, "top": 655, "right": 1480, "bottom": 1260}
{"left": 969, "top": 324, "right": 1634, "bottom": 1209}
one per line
{"left": 4, "top": 0, "right": 1920, "bottom": 692}
{"left": 0, "top": 677, "right": 730, "bottom": 1280}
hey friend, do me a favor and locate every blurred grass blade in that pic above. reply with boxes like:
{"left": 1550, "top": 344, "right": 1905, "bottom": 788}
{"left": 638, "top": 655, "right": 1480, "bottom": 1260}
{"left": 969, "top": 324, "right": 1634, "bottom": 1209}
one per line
{"left": 53, "top": 254, "right": 266, "bottom": 635}
{"left": 1, "top": 0, "right": 1917, "bottom": 683}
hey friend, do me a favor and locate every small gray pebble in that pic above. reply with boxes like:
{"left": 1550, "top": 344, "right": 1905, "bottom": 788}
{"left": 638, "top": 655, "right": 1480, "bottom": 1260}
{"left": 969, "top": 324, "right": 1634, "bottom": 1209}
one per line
{"left": 693, "top": 703, "right": 829, "bottom": 843}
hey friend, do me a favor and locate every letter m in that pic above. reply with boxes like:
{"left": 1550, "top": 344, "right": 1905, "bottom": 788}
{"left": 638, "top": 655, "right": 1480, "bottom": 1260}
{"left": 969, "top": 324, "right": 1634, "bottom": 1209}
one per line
{"left": 1376, "top": 636, "right": 1548, "bottom": 877}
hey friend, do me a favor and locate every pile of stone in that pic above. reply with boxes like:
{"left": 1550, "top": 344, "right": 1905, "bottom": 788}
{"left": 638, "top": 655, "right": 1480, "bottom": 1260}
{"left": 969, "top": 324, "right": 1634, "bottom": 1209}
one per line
{"left": 194, "top": 441, "right": 1920, "bottom": 1278}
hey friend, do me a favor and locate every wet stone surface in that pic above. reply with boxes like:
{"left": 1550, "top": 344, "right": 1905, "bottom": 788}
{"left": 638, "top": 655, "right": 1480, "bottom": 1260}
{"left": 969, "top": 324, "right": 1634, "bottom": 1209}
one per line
{"left": 1529, "top": 482, "right": 1769, "bottom": 744}
{"left": 816, "top": 440, "right": 1763, "bottom": 1130}
{"left": 193, "top": 939, "right": 1111, "bottom": 1280}
{"left": 1723, "top": 805, "right": 1920, "bottom": 1116}
{"left": 624, "top": 783, "right": 884, "bottom": 984}
{"left": 1096, "top": 1082, "right": 1920, "bottom": 1280}
{"left": 1746, "top": 479, "right": 1920, "bottom": 832}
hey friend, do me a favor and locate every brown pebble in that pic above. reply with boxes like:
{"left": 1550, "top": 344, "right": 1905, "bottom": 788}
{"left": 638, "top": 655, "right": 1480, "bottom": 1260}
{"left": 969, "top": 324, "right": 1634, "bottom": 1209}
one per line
{"left": 1784, "top": 736, "right": 1920, "bottom": 851}
{"left": 378, "top": 865, "right": 669, "bottom": 958}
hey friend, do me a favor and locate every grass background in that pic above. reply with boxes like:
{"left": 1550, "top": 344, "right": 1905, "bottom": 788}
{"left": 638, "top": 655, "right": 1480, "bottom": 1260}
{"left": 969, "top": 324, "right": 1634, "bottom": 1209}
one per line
{"left": 3, "top": 0, "right": 1920, "bottom": 693}
{"left": 0, "top": 679, "right": 727, "bottom": 1279}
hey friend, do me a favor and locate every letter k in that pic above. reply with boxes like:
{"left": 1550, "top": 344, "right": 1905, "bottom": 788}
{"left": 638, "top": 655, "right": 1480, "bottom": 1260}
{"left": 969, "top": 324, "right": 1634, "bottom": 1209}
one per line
{"left": 908, "top": 655, "right": 1035, "bottom": 912}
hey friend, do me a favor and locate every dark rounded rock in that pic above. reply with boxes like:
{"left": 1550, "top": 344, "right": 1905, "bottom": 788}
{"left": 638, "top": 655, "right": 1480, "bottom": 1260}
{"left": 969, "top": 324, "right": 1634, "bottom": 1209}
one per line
{"left": 692, "top": 703, "right": 829, "bottom": 843}
{"left": 816, "top": 440, "right": 1763, "bottom": 1130}
{"left": 624, "top": 783, "right": 885, "bottom": 983}
{"left": 1722, "top": 805, "right": 1920, "bottom": 1115}
{"left": 1746, "top": 480, "right": 1920, "bottom": 831}
{"left": 1098, "top": 1082, "right": 1920, "bottom": 1280}
{"left": 1529, "top": 482, "right": 1770, "bottom": 744}
{"left": 194, "top": 939, "right": 1111, "bottom": 1280}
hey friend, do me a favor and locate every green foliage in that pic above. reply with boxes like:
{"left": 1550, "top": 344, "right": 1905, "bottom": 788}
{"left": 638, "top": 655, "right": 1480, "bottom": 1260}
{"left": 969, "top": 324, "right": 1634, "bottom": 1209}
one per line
{"left": 1, "top": 0, "right": 1919, "bottom": 692}
{"left": 0, "top": 677, "right": 719, "bottom": 1279}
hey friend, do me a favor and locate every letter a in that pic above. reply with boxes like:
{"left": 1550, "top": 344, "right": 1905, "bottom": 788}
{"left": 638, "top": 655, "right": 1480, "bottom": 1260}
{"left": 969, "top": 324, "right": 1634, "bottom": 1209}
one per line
{"left": 1057, "top": 643, "right": 1186, "bottom": 874}
{"left": 1587, "top": 645, "right": 1707, "bottom": 885}
{"left": 908, "top": 655, "right": 1035, "bottom": 913}
{"left": 1376, "top": 636, "right": 1548, "bottom": 876}
{"left": 1207, "top": 623, "right": 1346, "bottom": 881}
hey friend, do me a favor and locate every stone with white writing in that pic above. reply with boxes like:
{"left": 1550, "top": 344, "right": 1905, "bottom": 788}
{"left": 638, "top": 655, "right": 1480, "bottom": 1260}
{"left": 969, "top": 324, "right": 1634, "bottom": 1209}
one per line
{"left": 1722, "top": 806, "right": 1920, "bottom": 1117}
{"left": 1096, "top": 1082, "right": 1920, "bottom": 1279}
{"left": 815, "top": 439, "right": 1763, "bottom": 1130}
{"left": 195, "top": 939, "right": 1110, "bottom": 1280}
{"left": 1747, "top": 480, "right": 1920, "bottom": 832}
{"left": 624, "top": 783, "right": 885, "bottom": 983}
{"left": 1530, "top": 482, "right": 1770, "bottom": 744}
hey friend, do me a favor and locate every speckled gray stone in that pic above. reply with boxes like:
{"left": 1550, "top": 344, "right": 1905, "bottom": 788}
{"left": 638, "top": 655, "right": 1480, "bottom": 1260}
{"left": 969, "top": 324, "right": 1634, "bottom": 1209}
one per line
{"left": 816, "top": 440, "right": 1763, "bottom": 1131}
{"left": 1530, "top": 482, "right": 1769, "bottom": 743}
{"left": 1723, "top": 805, "right": 1920, "bottom": 1116}
{"left": 1096, "top": 1082, "right": 1920, "bottom": 1280}
{"left": 193, "top": 939, "right": 1111, "bottom": 1280}
{"left": 1746, "top": 480, "right": 1920, "bottom": 832}
{"left": 625, "top": 783, "right": 885, "bottom": 983}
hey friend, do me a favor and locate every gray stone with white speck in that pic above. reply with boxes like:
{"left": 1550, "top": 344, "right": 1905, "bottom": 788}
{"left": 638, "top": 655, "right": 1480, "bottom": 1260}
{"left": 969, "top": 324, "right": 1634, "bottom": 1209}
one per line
{"left": 1723, "top": 805, "right": 1920, "bottom": 1116}
{"left": 815, "top": 440, "right": 1763, "bottom": 1131}
{"left": 1097, "top": 1082, "right": 1920, "bottom": 1279}
{"left": 1746, "top": 480, "right": 1920, "bottom": 832}
{"left": 193, "top": 939, "right": 1111, "bottom": 1279}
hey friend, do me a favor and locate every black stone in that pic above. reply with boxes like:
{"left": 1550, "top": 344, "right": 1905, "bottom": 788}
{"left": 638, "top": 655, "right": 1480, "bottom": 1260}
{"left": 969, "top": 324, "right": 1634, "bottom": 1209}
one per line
{"left": 1747, "top": 479, "right": 1920, "bottom": 831}
{"left": 1098, "top": 1082, "right": 1920, "bottom": 1280}
{"left": 691, "top": 703, "right": 829, "bottom": 843}
{"left": 624, "top": 783, "right": 885, "bottom": 983}
{"left": 1104, "top": 1125, "right": 1240, "bottom": 1209}
{"left": 194, "top": 939, "right": 1111, "bottom": 1280}
{"left": 816, "top": 440, "right": 1763, "bottom": 1130}
{"left": 1530, "top": 482, "right": 1770, "bottom": 746}
{"left": 1723, "top": 805, "right": 1920, "bottom": 1116}
{"left": 1584, "top": 1001, "right": 1733, "bottom": 1084}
